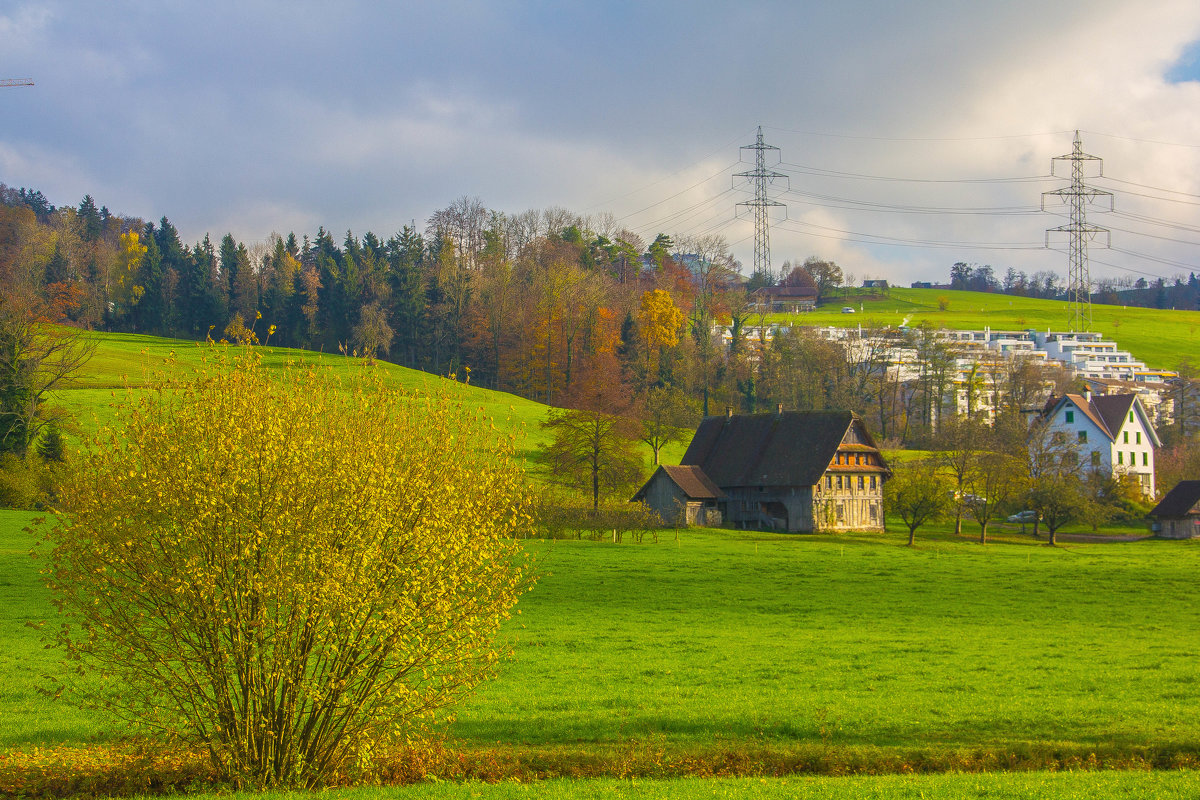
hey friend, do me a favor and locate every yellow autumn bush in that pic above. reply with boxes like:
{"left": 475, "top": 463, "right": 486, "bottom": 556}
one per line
{"left": 41, "top": 350, "right": 535, "bottom": 789}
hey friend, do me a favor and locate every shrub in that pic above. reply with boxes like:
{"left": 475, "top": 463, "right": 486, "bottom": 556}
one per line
{"left": 40, "top": 350, "right": 535, "bottom": 788}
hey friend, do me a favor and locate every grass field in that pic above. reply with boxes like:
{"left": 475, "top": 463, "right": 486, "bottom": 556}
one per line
{"left": 768, "top": 287, "right": 1200, "bottom": 370}
{"left": 6, "top": 510, "right": 1200, "bottom": 792}
{"left": 171, "top": 771, "right": 1200, "bottom": 800}
{"left": 8, "top": 324, "right": 1200, "bottom": 796}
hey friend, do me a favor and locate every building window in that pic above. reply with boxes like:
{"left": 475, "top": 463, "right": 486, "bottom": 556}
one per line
{"left": 836, "top": 476, "right": 843, "bottom": 490}
{"left": 1123, "top": 431, "right": 1129, "bottom": 444}
{"left": 1143, "top": 452, "right": 1148, "bottom": 466}
{"left": 1077, "top": 430, "right": 1087, "bottom": 444}
{"left": 1066, "top": 410, "right": 1074, "bottom": 423}
{"left": 858, "top": 476, "right": 865, "bottom": 490}
{"left": 1129, "top": 411, "right": 1134, "bottom": 423}
{"left": 870, "top": 476, "right": 877, "bottom": 490}
{"left": 1090, "top": 451, "right": 1101, "bottom": 466}
{"left": 826, "top": 475, "right": 832, "bottom": 490}
{"left": 869, "top": 504, "right": 878, "bottom": 521}
{"left": 1117, "top": 452, "right": 1123, "bottom": 464}
{"left": 1136, "top": 432, "right": 1141, "bottom": 444}
{"left": 1130, "top": 452, "right": 1135, "bottom": 466}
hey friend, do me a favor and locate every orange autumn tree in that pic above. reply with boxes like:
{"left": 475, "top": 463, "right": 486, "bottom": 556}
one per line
{"left": 42, "top": 350, "right": 535, "bottom": 788}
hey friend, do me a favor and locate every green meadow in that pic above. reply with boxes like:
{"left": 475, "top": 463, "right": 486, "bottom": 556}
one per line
{"left": 771, "top": 287, "right": 1200, "bottom": 370}
{"left": 7, "top": 321, "right": 1200, "bottom": 797}
{"left": 7, "top": 513, "right": 1200, "bottom": 793}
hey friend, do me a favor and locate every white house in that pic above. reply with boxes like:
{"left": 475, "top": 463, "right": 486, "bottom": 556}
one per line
{"left": 1039, "top": 392, "right": 1160, "bottom": 496}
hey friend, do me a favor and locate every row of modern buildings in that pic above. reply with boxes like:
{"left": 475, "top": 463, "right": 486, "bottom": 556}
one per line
{"left": 716, "top": 323, "right": 1180, "bottom": 429}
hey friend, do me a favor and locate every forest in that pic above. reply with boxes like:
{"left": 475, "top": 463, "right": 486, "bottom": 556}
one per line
{"left": 0, "top": 186, "right": 988, "bottom": 445}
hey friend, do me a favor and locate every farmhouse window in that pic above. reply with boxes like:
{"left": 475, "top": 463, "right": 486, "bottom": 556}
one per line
{"left": 1130, "top": 411, "right": 1134, "bottom": 422}
{"left": 1077, "top": 430, "right": 1087, "bottom": 443}
{"left": 1143, "top": 452, "right": 1148, "bottom": 466}
{"left": 1130, "top": 451, "right": 1135, "bottom": 466}
{"left": 1136, "top": 432, "right": 1141, "bottom": 444}
{"left": 869, "top": 503, "right": 878, "bottom": 521}
{"left": 837, "top": 476, "right": 843, "bottom": 490}
{"left": 826, "top": 475, "right": 832, "bottom": 490}
{"left": 870, "top": 476, "right": 877, "bottom": 490}
{"left": 1066, "top": 410, "right": 1074, "bottom": 423}
{"left": 858, "top": 476, "right": 865, "bottom": 490}
{"left": 1091, "top": 451, "right": 1101, "bottom": 466}
{"left": 1123, "top": 431, "right": 1129, "bottom": 444}
{"left": 1118, "top": 452, "right": 1123, "bottom": 464}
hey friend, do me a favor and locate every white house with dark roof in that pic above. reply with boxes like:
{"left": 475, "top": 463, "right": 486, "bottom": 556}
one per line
{"left": 1039, "top": 392, "right": 1160, "bottom": 496}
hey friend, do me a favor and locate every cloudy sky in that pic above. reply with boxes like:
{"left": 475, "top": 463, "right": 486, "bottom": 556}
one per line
{"left": 3, "top": 1, "right": 1200, "bottom": 286}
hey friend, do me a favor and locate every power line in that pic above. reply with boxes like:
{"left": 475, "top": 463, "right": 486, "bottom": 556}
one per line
{"left": 614, "top": 162, "right": 738, "bottom": 224}
{"left": 764, "top": 125, "right": 1071, "bottom": 143}
{"left": 778, "top": 160, "right": 1052, "bottom": 185}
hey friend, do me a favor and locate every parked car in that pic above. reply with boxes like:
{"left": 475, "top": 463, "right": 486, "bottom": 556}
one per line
{"left": 841, "top": 306, "right": 855, "bottom": 314}
{"left": 1007, "top": 510, "right": 1037, "bottom": 523}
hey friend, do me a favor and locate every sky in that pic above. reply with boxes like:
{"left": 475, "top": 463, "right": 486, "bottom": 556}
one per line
{"left": 3, "top": 1, "right": 1200, "bottom": 287}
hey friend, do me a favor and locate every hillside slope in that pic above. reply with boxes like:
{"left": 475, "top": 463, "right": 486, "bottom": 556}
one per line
{"left": 54, "top": 331, "right": 559, "bottom": 467}
{"left": 773, "top": 288, "right": 1200, "bottom": 370}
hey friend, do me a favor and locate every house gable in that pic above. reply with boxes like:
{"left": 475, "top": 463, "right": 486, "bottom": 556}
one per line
{"left": 1040, "top": 392, "right": 1159, "bottom": 496}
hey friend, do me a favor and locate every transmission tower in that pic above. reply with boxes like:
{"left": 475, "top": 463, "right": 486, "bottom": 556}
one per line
{"left": 1042, "top": 130, "right": 1112, "bottom": 332}
{"left": 734, "top": 126, "right": 787, "bottom": 278}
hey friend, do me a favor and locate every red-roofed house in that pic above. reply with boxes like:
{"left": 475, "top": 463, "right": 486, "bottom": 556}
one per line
{"left": 1038, "top": 392, "right": 1160, "bottom": 496}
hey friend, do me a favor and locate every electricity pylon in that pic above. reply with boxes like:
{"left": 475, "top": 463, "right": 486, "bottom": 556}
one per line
{"left": 1042, "top": 130, "right": 1111, "bottom": 332}
{"left": 734, "top": 126, "right": 787, "bottom": 279}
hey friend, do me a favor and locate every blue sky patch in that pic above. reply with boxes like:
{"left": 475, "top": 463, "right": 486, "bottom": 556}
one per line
{"left": 1166, "top": 40, "right": 1200, "bottom": 83}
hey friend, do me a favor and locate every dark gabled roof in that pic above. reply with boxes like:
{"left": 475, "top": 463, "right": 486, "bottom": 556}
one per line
{"left": 1091, "top": 393, "right": 1136, "bottom": 441}
{"left": 752, "top": 285, "right": 817, "bottom": 300}
{"left": 1042, "top": 393, "right": 1117, "bottom": 440}
{"left": 1149, "top": 480, "right": 1200, "bottom": 518}
{"left": 681, "top": 410, "right": 866, "bottom": 488}
{"left": 1042, "top": 392, "right": 1160, "bottom": 447}
{"left": 631, "top": 464, "right": 724, "bottom": 502}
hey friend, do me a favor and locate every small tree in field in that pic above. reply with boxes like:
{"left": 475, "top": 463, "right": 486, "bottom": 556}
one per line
{"left": 42, "top": 351, "right": 534, "bottom": 788}
{"left": 885, "top": 458, "right": 950, "bottom": 546}
{"left": 1028, "top": 472, "right": 1088, "bottom": 546}
{"left": 542, "top": 407, "right": 643, "bottom": 511}
{"left": 964, "top": 451, "right": 1025, "bottom": 544}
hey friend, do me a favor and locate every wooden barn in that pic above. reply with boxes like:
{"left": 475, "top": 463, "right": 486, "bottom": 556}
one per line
{"left": 1148, "top": 480, "right": 1200, "bottom": 539}
{"left": 631, "top": 465, "right": 724, "bottom": 527}
{"left": 632, "top": 408, "right": 889, "bottom": 532}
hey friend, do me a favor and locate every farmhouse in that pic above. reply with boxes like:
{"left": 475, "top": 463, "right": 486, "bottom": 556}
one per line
{"left": 633, "top": 407, "right": 889, "bottom": 532}
{"left": 750, "top": 284, "right": 817, "bottom": 312}
{"left": 1148, "top": 480, "right": 1200, "bottom": 539}
{"left": 1038, "top": 392, "right": 1160, "bottom": 496}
